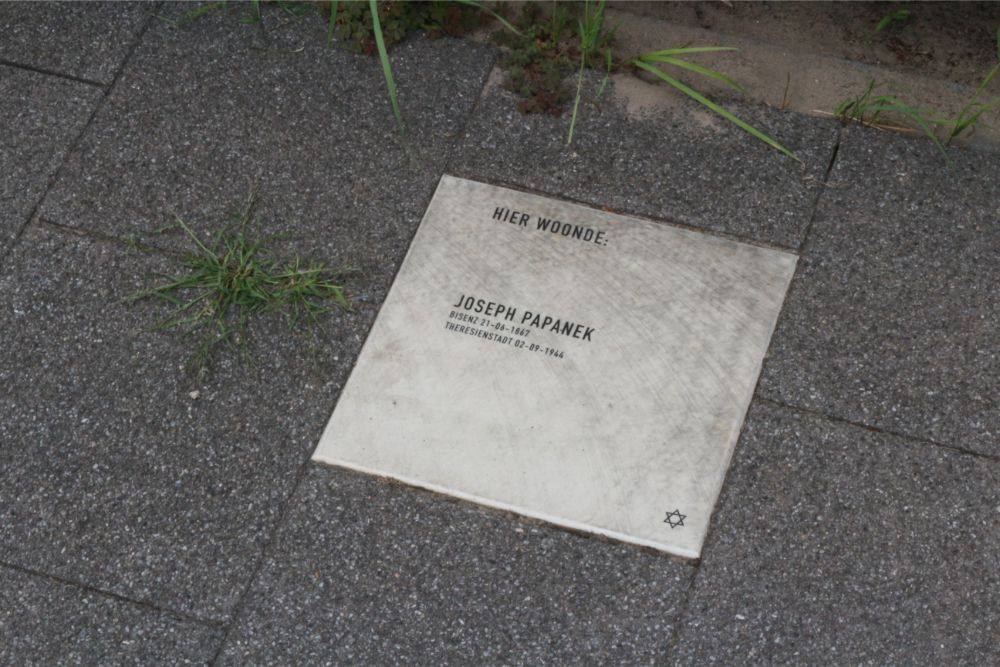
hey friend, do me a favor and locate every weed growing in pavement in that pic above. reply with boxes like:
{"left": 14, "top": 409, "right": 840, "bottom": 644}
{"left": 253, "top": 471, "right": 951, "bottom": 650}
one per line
{"left": 947, "top": 27, "right": 1000, "bottom": 144}
{"left": 494, "top": 2, "right": 580, "bottom": 116}
{"left": 836, "top": 27, "right": 999, "bottom": 158}
{"left": 833, "top": 78, "right": 950, "bottom": 159}
{"left": 127, "top": 188, "right": 356, "bottom": 380}
{"left": 167, "top": 1, "right": 795, "bottom": 157}
{"left": 495, "top": 1, "right": 796, "bottom": 157}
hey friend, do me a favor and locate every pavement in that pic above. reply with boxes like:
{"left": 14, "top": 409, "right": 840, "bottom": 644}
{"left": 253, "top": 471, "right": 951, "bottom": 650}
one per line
{"left": 1, "top": 2, "right": 997, "bottom": 665}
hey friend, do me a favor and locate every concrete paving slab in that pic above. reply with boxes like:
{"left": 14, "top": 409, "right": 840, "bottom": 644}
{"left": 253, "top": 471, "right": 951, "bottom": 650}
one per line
{"left": 0, "top": 564, "right": 220, "bottom": 666}
{"left": 3, "top": 4, "right": 495, "bottom": 624}
{"left": 760, "top": 126, "right": 1000, "bottom": 456}
{"left": 0, "top": 223, "right": 375, "bottom": 621}
{"left": 0, "top": 65, "right": 101, "bottom": 258}
{"left": 0, "top": 1, "right": 151, "bottom": 85}
{"left": 39, "top": 2, "right": 497, "bottom": 271}
{"left": 670, "top": 400, "right": 1000, "bottom": 665}
{"left": 450, "top": 75, "right": 840, "bottom": 249}
{"left": 218, "top": 464, "right": 693, "bottom": 666}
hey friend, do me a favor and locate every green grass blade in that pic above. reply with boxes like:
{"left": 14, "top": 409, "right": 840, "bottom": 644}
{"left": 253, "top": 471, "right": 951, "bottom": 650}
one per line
{"left": 640, "top": 47, "right": 738, "bottom": 58}
{"left": 454, "top": 0, "right": 524, "bottom": 37}
{"left": 631, "top": 60, "right": 798, "bottom": 161}
{"left": 596, "top": 48, "right": 613, "bottom": 100}
{"left": 171, "top": 215, "right": 215, "bottom": 258}
{"left": 190, "top": 2, "right": 226, "bottom": 26}
{"left": 858, "top": 97, "right": 951, "bottom": 164}
{"left": 579, "top": 0, "right": 606, "bottom": 55}
{"left": 567, "top": 53, "right": 586, "bottom": 145}
{"left": 947, "top": 48, "right": 1000, "bottom": 142}
{"left": 640, "top": 54, "right": 744, "bottom": 92}
{"left": 326, "top": 0, "right": 338, "bottom": 47}
{"left": 875, "top": 9, "right": 910, "bottom": 33}
{"left": 241, "top": 0, "right": 262, "bottom": 24}
{"left": 969, "top": 60, "right": 1000, "bottom": 104}
{"left": 859, "top": 103, "right": 951, "bottom": 161}
{"left": 176, "top": 0, "right": 226, "bottom": 27}
{"left": 369, "top": 0, "right": 403, "bottom": 130}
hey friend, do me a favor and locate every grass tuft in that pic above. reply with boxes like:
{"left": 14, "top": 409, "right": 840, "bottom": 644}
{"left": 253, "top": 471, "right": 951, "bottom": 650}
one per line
{"left": 128, "top": 188, "right": 356, "bottom": 379}
{"left": 834, "top": 79, "right": 951, "bottom": 161}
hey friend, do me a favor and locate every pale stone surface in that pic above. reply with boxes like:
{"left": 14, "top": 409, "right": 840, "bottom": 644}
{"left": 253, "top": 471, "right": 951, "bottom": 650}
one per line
{"left": 314, "top": 176, "right": 796, "bottom": 558}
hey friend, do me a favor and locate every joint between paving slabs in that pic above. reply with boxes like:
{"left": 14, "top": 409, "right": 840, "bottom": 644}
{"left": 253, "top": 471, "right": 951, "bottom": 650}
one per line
{"left": 207, "top": 456, "right": 701, "bottom": 665}
{"left": 34, "top": 217, "right": 179, "bottom": 259}
{"left": 795, "top": 125, "right": 842, "bottom": 255}
{"left": 756, "top": 396, "right": 1000, "bottom": 465}
{"left": 0, "top": 58, "right": 108, "bottom": 90}
{"left": 0, "top": 558, "right": 224, "bottom": 629}
{"left": 0, "top": 6, "right": 159, "bottom": 272}
{"left": 206, "top": 453, "right": 325, "bottom": 664}
{"left": 441, "top": 54, "right": 501, "bottom": 172}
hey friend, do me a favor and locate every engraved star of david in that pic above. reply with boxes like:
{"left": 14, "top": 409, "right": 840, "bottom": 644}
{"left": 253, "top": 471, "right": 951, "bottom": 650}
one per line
{"left": 663, "top": 509, "right": 686, "bottom": 529}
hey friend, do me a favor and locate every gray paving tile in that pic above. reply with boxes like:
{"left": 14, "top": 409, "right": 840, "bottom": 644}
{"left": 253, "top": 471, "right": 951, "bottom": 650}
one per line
{"left": 0, "top": 222, "right": 377, "bottom": 622}
{"left": 3, "top": 2, "right": 494, "bottom": 625}
{"left": 0, "top": 564, "right": 220, "bottom": 666}
{"left": 0, "top": 65, "right": 101, "bottom": 258}
{"left": 0, "top": 1, "right": 151, "bottom": 85}
{"left": 449, "top": 75, "right": 840, "bottom": 249}
{"left": 217, "top": 464, "right": 693, "bottom": 666}
{"left": 39, "top": 2, "right": 497, "bottom": 270}
{"left": 760, "top": 126, "right": 1000, "bottom": 456}
{"left": 670, "top": 400, "right": 1000, "bottom": 666}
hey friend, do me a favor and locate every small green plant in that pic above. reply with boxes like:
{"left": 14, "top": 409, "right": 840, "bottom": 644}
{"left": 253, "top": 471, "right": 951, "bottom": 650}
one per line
{"left": 946, "top": 27, "right": 1000, "bottom": 144}
{"left": 841, "top": 27, "right": 999, "bottom": 157}
{"left": 496, "top": 2, "right": 794, "bottom": 157}
{"left": 834, "top": 79, "right": 951, "bottom": 159}
{"left": 128, "top": 188, "right": 355, "bottom": 379}
{"left": 874, "top": 8, "right": 911, "bottom": 34}
{"left": 494, "top": 2, "right": 580, "bottom": 116}
{"left": 170, "top": 1, "right": 792, "bottom": 156}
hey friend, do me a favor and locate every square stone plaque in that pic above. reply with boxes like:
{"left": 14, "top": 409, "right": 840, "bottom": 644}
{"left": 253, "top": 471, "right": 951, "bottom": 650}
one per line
{"left": 314, "top": 175, "right": 796, "bottom": 558}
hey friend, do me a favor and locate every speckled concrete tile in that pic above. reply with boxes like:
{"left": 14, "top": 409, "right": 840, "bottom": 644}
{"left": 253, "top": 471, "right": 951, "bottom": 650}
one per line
{"left": 39, "top": 1, "right": 497, "bottom": 273}
{"left": 449, "top": 74, "right": 839, "bottom": 249}
{"left": 760, "top": 126, "right": 1000, "bottom": 456}
{"left": 217, "top": 464, "right": 693, "bottom": 666}
{"left": 669, "top": 400, "right": 1000, "bottom": 666}
{"left": 0, "top": 65, "right": 101, "bottom": 258}
{"left": 0, "top": 1, "right": 151, "bottom": 85}
{"left": 0, "top": 223, "right": 379, "bottom": 622}
{"left": 0, "top": 564, "right": 220, "bottom": 666}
